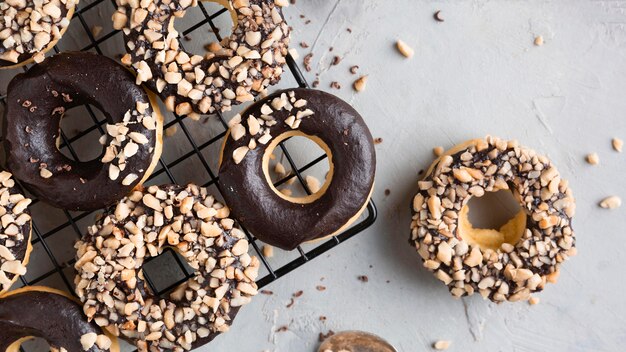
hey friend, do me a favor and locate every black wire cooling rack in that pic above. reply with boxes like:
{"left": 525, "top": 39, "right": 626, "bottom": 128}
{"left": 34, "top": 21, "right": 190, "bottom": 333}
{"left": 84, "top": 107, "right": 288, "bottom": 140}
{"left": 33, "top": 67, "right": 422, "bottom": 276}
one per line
{"left": 0, "top": 0, "right": 377, "bottom": 317}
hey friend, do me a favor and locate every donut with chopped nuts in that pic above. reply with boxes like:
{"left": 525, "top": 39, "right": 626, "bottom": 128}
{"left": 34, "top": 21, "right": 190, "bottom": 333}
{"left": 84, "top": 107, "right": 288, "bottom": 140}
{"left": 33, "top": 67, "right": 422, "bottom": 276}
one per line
{"left": 4, "top": 52, "right": 164, "bottom": 211}
{"left": 0, "top": 171, "right": 32, "bottom": 295}
{"left": 74, "top": 184, "right": 260, "bottom": 351}
{"left": 0, "top": 0, "right": 77, "bottom": 69}
{"left": 218, "top": 89, "right": 376, "bottom": 250}
{"left": 0, "top": 286, "right": 120, "bottom": 352}
{"left": 113, "top": 0, "right": 291, "bottom": 118}
{"left": 409, "top": 137, "right": 577, "bottom": 302}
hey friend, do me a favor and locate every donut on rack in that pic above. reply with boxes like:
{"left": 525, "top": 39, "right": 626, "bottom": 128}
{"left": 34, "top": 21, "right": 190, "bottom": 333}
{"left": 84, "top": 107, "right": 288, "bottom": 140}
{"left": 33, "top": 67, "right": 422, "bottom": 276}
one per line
{"left": 112, "top": 0, "right": 291, "bottom": 118}
{"left": 410, "top": 137, "right": 577, "bottom": 302}
{"left": 0, "top": 286, "right": 120, "bottom": 352}
{"left": 219, "top": 89, "right": 376, "bottom": 250}
{"left": 0, "top": 171, "right": 32, "bottom": 295}
{"left": 0, "top": 0, "right": 77, "bottom": 69}
{"left": 74, "top": 184, "right": 260, "bottom": 351}
{"left": 4, "top": 52, "right": 163, "bottom": 211}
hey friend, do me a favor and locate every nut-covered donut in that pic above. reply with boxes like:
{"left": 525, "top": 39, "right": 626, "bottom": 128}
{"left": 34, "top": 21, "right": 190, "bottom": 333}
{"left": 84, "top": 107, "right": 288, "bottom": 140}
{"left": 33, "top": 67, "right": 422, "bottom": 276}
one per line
{"left": 0, "top": 286, "right": 120, "bottom": 352}
{"left": 74, "top": 184, "right": 260, "bottom": 351}
{"left": 4, "top": 52, "right": 164, "bottom": 211}
{"left": 0, "top": 171, "right": 32, "bottom": 295}
{"left": 0, "top": 0, "right": 77, "bottom": 69}
{"left": 113, "top": 0, "right": 291, "bottom": 117}
{"left": 219, "top": 89, "right": 376, "bottom": 250}
{"left": 410, "top": 137, "right": 577, "bottom": 302}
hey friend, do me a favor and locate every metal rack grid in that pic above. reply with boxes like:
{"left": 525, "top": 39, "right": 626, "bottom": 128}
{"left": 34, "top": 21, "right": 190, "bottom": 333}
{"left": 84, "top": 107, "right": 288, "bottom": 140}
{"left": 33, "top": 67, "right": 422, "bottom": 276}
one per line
{"left": 0, "top": 0, "right": 377, "bottom": 331}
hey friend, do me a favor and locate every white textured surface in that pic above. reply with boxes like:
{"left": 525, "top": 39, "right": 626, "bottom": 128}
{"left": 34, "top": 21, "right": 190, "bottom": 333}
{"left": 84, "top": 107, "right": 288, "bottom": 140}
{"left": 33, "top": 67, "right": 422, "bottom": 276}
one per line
{"left": 1, "top": 1, "right": 625, "bottom": 351}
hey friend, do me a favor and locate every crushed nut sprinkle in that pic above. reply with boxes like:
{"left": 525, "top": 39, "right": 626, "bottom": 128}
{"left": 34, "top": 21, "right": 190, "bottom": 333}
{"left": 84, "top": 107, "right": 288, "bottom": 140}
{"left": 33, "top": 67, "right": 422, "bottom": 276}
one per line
{"left": 585, "top": 152, "right": 599, "bottom": 165}
{"left": 115, "top": 0, "right": 291, "bottom": 117}
{"left": 612, "top": 138, "right": 623, "bottom": 152}
{"left": 433, "top": 340, "right": 451, "bottom": 350}
{"left": 410, "top": 137, "right": 576, "bottom": 302}
{"left": 100, "top": 101, "right": 157, "bottom": 184}
{"left": 74, "top": 184, "right": 260, "bottom": 351}
{"left": 599, "top": 195, "right": 621, "bottom": 209}
{"left": 353, "top": 75, "right": 368, "bottom": 92}
{"left": 0, "top": 171, "right": 32, "bottom": 292}
{"left": 228, "top": 91, "right": 313, "bottom": 164}
{"left": 0, "top": 0, "right": 76, "bottom": 65}
{"left": 396, "top": 39, "right": 414, "bottom": 58}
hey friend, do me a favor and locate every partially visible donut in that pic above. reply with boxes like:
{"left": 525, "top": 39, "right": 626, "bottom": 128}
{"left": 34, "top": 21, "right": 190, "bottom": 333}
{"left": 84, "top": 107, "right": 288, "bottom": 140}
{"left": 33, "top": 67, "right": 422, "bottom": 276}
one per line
{"left": 4, "top": 52, "right": 164, "bottom": 211}
{"left": 218, "top": 89, "right": 376, "bottom": 250}
{"left": 113, "top": 0, "right": 291, "bottom": 117}
{"left": 0, "top": 171, "right": 32, "bottom": 295}
{"left": 74, "top": 184, "right": 260, "bottom": 351}
{"left": 0, "top": 286, "right": 120, "bottom": 352}
{"left": 410, "top": 137, "right": 577, "bottom": 302}
{"left": 0, "top": 0, "right": 77, "bottom": 69}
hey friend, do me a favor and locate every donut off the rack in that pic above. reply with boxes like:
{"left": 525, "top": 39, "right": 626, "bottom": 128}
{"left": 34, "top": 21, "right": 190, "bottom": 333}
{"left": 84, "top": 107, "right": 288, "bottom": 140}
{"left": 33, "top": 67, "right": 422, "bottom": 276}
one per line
{"left": 410, "top": 137, "right": 577, "bottom": 302}
{"left": 219, "top": 89, "right": 376, "bottom": 250}
{"left": 113, "top": 0, "right": 291, "bottom": 118}
{"left": 74, "top": 184, "right": 260, "bottom": 351}
{"left": 0, "top": 0, "right": 77, "bottom": 69}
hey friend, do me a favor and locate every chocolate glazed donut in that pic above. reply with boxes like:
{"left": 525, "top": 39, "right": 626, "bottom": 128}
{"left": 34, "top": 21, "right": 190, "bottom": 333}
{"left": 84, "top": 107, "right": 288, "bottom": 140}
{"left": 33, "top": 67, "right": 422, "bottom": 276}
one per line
{"left": 219, "top": 89, "right": 376, "bottom": 250}
{"left": 4, "top": 52, "right": 163, "bottom": 211}
{"left": 0, "top": 286, "right": 120, "bottom": 352}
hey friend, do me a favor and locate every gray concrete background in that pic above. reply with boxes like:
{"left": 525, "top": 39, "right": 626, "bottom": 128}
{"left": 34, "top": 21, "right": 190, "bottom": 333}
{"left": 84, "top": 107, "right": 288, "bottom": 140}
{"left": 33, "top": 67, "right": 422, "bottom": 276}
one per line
{"left": 1, "top": 0, "right": 624, "bottom": 351}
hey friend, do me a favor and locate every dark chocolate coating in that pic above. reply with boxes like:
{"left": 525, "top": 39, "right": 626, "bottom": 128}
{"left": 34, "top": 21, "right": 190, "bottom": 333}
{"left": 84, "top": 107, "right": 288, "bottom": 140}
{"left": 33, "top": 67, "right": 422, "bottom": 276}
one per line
{"left": 219, "top": 89, "right": 376, "bottom": 250}
{"left": 3, "top": 52, "right": 159, "bottom": 211}
{"left": 0, "top": 289, "right": 109, "bottom": 351}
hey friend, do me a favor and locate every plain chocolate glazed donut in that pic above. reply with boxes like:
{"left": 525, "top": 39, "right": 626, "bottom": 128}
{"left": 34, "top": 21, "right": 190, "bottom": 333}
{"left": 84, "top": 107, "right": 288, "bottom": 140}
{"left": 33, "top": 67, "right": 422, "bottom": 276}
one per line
{"left": 4, "top": 52, "right": 163, "bottom": 211}
{"left": 219, "top": 89, "right": 376, "bottom": 250}
{"left": 0, "top": 286, "right": 120, "bottom": 352}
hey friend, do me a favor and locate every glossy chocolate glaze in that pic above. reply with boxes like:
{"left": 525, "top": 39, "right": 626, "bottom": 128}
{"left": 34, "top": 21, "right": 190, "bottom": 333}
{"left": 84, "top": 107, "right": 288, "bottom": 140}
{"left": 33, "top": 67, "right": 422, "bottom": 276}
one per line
{"left": 0, "top": 5, "right": 71, "bottom": 67}
{"left": 0, "top": 288, "right": 109, "bottom": 351}
{"left": 4, "top": 52, "right": 159, "bottom": 211}
{"left": 219, "top": 89, "right": 376, "bottom": 250}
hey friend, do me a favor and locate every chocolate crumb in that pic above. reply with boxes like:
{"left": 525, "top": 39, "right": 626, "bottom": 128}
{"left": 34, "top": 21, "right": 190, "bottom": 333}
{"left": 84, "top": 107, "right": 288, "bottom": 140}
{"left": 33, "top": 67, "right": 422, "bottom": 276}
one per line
{"left": 434, "top": 10, "right": 444, "bottom": 22}
{"left": 286, "top": 298, "right": 295, "bottom": 308}
{"left": 312, "top": 78, "right": 320, "bottom": 88}
{"left": 305, "top": 20, "right": 311, "bottom": 24}
{"left": 319, "top": 330, "right": 335, "bottom": 342}
{"left": 300, "top": 42, "right": 309, "bottom": 48}
{"left": 316, "top": 285, "right": 326, "bottom": 291}
{"left": 293, "top": 290, "right": 304, "bottom": 298}
{"left": 347, "top": 28, "right": 352, "bottom": 33}
{"left": 276, "top": 326, "right": 289, "bottom": 333}
{"left": 357, "top": 275, "right": 369, "bottom": 283}
{"left": 330, "top": 81, "right": 341, "bottom": 89}
{"left": 260, "top": 290, "right": 274, "bottom": 295}
{"left": 374, "top": 137, "right": 383, "bottom": 144}
{"left": 384, "top": 189, "right": 391, "bottom": 196}
{"left": 331, "top": 56, "right": 341, "bottom": 66}
{"left": 319, "top": 316, "right": 327, "bottom": 321}
{"left": 329, "top": 47, "right": 334, "bottom": 52}
{"left": 350, "top": 65, "right": 359, "bottom": 74}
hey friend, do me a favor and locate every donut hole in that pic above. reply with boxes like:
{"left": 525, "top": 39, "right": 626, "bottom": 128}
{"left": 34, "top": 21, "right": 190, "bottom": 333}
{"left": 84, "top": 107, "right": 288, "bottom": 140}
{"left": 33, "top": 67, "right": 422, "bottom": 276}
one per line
{"left": 458, "top": 189, "right": 527, "bottom": 251}
{"left": 58, "top": 104, "right": 108, "bottom": 162}
{"left": 173, "top": 0, "right": 235, "bottom": 58}
{"left": 141, "top": 247, "right": 194, "bottom": 295}
{"left": 264, "top": 133, "right": 332, "bottom": 203}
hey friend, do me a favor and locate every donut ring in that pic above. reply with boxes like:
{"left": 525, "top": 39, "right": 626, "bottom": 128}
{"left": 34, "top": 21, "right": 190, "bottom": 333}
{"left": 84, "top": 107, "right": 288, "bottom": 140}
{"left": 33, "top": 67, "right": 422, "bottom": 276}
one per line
{"left": 0, "top": 286, "right": 120, "bottom": 352}
{"left": 74, "top": 184, "right": 260, "bottom": 351}
{"left": 4, "top": 52, "right": 164, "bottom": 211}
{"left": 219, "top": 89, "right": 376, "bottom": 250}
{"left": 113, "top": 0, "right": 291, "bottom": 118}
{"left": 0, "top": 171, "right": 32, "bottom": 295}
{"left": 0, "top": 0, "right": 77, "bottom": 69}
{"left": 410, "top": 137, "right": 577, "bottom": 302}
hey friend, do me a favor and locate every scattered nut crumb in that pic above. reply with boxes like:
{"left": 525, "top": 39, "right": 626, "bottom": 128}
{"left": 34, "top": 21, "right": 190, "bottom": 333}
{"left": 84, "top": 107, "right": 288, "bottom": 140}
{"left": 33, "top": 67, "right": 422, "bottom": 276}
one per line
{"left": 330, "top": 81, "right": 341, "bottom": 89}
{"left": 433, "top": 146, "right": 444, "bottom": 156}
{"left": 316, "top": 285, "right": 326, "bottom": 291}
{"left": 599, "top": 196, "right": 621, "bottom": 209}
{"left": 312, "top": 78, "right": 320, "bottom": 88}
{"left": 357, "top": 275, "right": 369, "bottom": 283}
{"left": 260, "top": 289, "right": 274, "bottom": 295}
{"left": 434, "top": 10, "right": 444, "bottom": 22}
{"left": 303, "top": 53, "right": 313, "bottom": 72}
{"left": 276, "top": 326, "right": 289, "bottom": 332}
{"left": 433, "top": 340, "right": 451, "bottom": 350}
{"left": 529, "top": 297, "right": 540, "bottom": 305}
{"left": 293, "top": 290, "right": 304, "bottom": 298}
{"left": 384, "top": 189, "right": 391, "bottom": 196}
{"left": 165, "top": 125, "right": 177, "bottom": 137}
{"left": 350, "top": 65, "right": 359, "bottom": 74}
{"left": 331, "top": 56, "right": 341, "bottom": 66}
{"left": 396, "top": 39, "right": 414, "bottom": 58}
{"left": 286, "top": 298, "right": 295, "bottom": 308}
{"left": 319, "top": 316, "right": 327, "bottom": 321}
{"left": 353, "top": 75, "right": 368, "bottom": 92}
{"left": 534, "top": 35, "right": 544, "bottom": 46}
{"left": 612, "top": 138, "right": 623, "bottom": 152}
{"left": 374, "top": 137, "right": 383, "bottom": 145}
{"left": 300, "top": 42, "right": 309, "bottom": 48}
{"left": 262, "top": 245, "right": 274, "bottom": 258}
{"left": 585, "top": 153, "right": 599, "bottom": 165}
